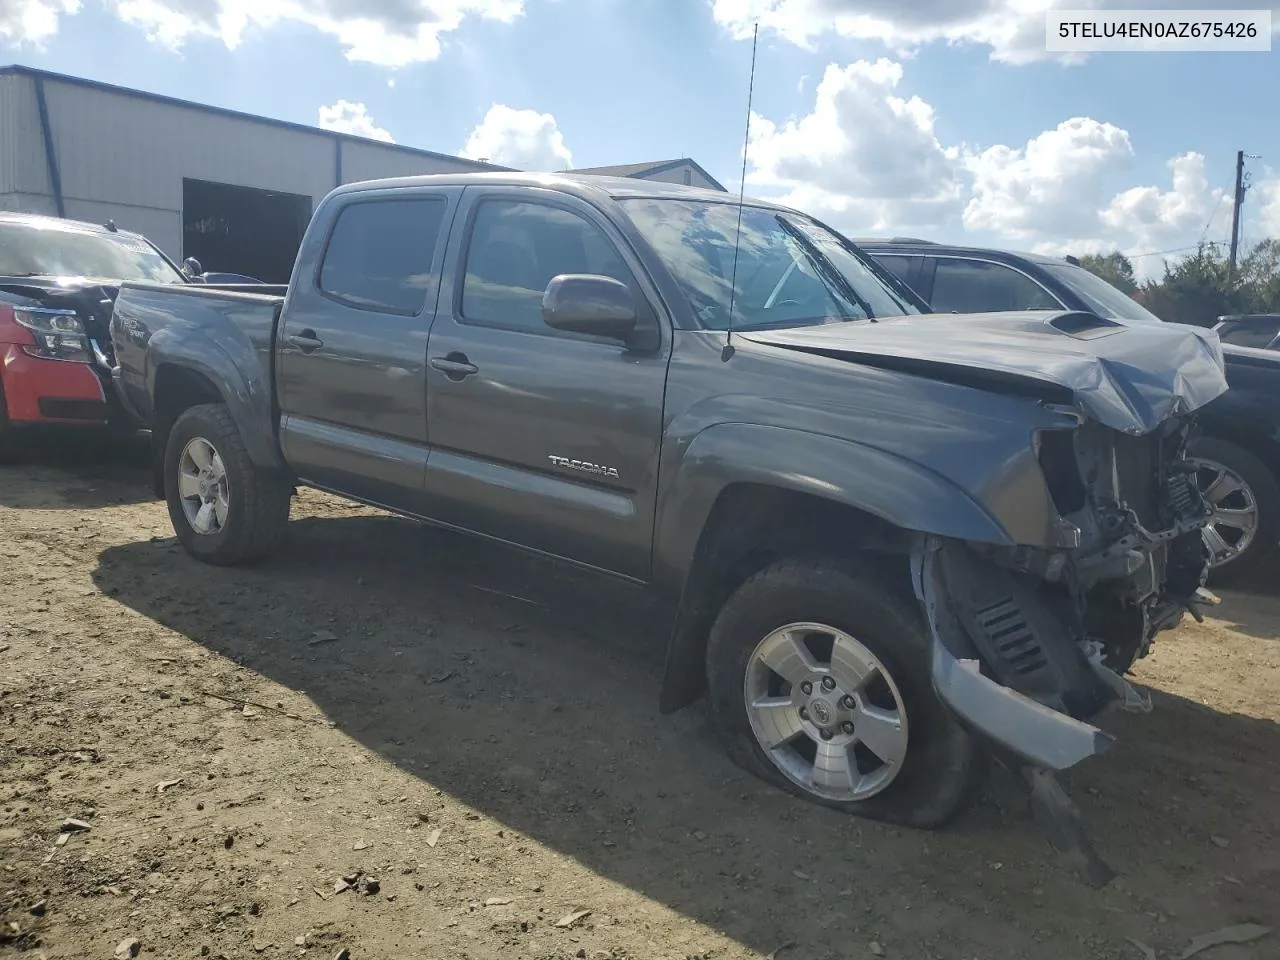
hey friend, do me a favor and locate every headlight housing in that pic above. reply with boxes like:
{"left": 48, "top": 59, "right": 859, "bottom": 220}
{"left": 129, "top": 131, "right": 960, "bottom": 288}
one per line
{"left": 13, "top": 307, "right": 92, "bottom": 363}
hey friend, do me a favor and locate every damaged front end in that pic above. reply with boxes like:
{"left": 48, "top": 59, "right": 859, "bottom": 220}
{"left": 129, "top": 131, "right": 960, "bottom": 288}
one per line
{"left": 743, "top": 310, "right": 1230, "bottom": 881}
{"left": 912, "top": 413, "right": 1217, "bottom": 886}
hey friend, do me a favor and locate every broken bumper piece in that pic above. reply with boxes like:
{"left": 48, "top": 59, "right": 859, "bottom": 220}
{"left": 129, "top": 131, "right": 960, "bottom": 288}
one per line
{"left": 913, "top": 544, "right": 1115, "bottom": 772}
{"left": 911, "top": 540, "right": 1120, "bottom": 887}
{"left": 930, "top": 641, "right": 1114, "bottom": 771}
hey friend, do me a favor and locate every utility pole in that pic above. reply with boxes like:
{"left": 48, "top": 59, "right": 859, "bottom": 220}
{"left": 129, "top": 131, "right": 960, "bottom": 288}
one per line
{"left": 1229, "top": 149, "right": 1246, "bottom": 281}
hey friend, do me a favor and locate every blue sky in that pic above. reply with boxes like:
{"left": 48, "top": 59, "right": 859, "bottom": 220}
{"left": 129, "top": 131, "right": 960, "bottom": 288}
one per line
{"left": 4, "top": 0, "right": 1279, "bottom": 276}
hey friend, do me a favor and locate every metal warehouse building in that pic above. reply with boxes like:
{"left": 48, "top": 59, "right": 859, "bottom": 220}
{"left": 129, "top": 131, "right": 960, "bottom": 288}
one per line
{"left": 0, "top": 65, "right": 725, "bottom": 284}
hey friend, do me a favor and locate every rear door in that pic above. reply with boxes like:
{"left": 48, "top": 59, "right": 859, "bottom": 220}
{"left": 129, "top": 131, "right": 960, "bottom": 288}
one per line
{"left": 421, "top": 186, "right": 671, "bottom": 581}
{"left": 277, "top": 187, "right": 461, "bottom": 513}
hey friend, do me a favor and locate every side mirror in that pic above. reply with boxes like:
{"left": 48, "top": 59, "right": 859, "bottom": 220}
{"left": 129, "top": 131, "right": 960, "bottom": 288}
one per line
{"left": 181, "top": 257, "right": 204, "bottom": 280}
{"left": 542, "top": 274, "right": 637, "bottom": 341}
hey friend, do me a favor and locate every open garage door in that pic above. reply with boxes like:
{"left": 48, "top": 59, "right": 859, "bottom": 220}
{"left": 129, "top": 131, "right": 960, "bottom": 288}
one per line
{"left": 182, "top": 179, "right": 312, "bottom": 284}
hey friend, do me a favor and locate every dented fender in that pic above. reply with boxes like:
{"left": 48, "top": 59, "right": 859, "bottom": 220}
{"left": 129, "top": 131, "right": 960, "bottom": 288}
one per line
{"left": 654, "top": 422, "right": 1020, "bottom": 713}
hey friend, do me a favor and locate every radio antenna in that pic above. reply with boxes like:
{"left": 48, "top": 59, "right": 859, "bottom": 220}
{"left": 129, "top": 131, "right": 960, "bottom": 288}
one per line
{"left": 722, "top": 21, "right": 759, "bottom": 363}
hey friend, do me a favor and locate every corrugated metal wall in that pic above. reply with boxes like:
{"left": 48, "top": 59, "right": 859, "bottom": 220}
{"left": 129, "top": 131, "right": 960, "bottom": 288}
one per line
{"left": 342, "top": 140, "right": 485, "bottom": 183}
{"left": 0, "top": 73, "right": 14, "bottom": 196}
{"left": 0, "top": 72, "right": 54, "bottom": 210}
{"left": 2, "top": 73, "right": 491, "bottom": 261}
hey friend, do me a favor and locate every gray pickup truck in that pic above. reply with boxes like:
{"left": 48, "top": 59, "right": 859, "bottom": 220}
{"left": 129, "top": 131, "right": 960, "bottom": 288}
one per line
{"left": 110, "top": 172, "right": 1227, "bottom": 883}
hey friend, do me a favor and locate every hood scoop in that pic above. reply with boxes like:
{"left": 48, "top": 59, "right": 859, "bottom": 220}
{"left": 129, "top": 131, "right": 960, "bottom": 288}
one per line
{"left": 743, "top": 310, "right": 1229, "bottom": 435}
{"left": 1046, "top": 311, "right": 1124, "bottom": 339}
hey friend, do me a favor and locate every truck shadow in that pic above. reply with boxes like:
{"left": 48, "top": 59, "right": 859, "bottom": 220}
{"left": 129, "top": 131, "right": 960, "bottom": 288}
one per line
{"left": 90, "top": 513, "right": 1280, "bottom": 957}
{"left": 0, "top": 430, "right": 152, "bottom": 509}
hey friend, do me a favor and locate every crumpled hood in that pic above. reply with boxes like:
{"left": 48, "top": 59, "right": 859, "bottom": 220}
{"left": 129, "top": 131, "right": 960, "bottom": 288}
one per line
{"left": 742, "top": 310, "right": 1228, "bottom": 435}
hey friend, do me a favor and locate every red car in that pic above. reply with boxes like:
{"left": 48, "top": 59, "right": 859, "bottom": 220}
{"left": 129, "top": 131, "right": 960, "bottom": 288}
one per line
{"left": 0, "top": 212, "right": 189, "bottom": 445}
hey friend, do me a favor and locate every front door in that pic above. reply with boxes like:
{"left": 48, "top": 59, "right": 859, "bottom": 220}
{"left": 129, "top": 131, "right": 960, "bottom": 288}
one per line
{"left": 422, "top": 187, "right": 671, "bottom": 581}
{"left": 921, "top": 256, "right": 1065, "bottom": 313}
{"left": 277, "top": 187, "right": 461, "bottom": 513}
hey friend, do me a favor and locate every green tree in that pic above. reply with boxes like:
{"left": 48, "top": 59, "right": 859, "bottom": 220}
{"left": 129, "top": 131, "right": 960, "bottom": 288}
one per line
{"left": 1238, "top": 239, "right": 1280, "bottom": 313}
{"left": 1134, "top": 240, "right": 1280, "bottom": 325}
{"left": 1075, "top": 251, "right": 1137, "bottom": 294}
{"left": 1137, "top": 244, "right": 1237, "bottom": 326}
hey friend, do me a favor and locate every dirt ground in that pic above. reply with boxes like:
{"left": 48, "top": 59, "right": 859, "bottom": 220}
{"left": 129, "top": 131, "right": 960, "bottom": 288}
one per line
{"left": 1, "top": 438, "right": 1277, "bottom": 960}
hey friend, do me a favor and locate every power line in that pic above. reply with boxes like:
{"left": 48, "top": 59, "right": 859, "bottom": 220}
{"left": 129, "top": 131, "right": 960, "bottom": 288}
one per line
{"left": 1201, "top": 190, "right": 1228, "bottom": 243}
{"left": 1127, "top": 243, "right": 1226, "bottom": 259}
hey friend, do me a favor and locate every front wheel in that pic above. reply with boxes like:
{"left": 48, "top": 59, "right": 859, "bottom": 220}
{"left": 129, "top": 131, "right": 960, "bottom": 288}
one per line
{"left": 164, "top": 403, "right": 290, "bottom": 565}
{"left": 705, "top": 559, "right": 987, "bottom": 830}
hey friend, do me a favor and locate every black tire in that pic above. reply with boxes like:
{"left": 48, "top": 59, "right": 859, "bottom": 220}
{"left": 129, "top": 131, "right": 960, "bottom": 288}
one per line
{"left": 164, "top": 403, "right": 290, "bottom": 566}
{"left": 0, "top": 378, "right": 14, "bottom": 465}
{"left": 0, "top": 378, "right": 9, "bottom": 463}
{"left": 705, "top": 558, "right": 987, "bottom": 830}
{"left": 1188, "top": 436, "right": 1280, "bottom": 585}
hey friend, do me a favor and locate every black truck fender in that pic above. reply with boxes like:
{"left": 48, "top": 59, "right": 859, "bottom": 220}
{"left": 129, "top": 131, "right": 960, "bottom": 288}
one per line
{"left": 143, "top": 326, "right": 287, "bottom": 480}
{"left": 650, "top": 422, "right": 1015, "bottom": 713}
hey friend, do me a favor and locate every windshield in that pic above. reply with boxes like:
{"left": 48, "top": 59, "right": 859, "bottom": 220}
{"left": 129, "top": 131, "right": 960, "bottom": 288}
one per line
{"left": 619, "top": 198, "right": 920, "bottom": 330}
{"left": 1042, "top": 262, "right": 1162, "bottom": 325}
{"left": 0, "top": 220, "right": 184, "bottom": 283}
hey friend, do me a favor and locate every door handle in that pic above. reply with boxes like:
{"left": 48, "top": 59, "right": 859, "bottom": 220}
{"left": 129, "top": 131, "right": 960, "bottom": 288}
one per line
{"left": 430, "top": 354, "right": 479, "bottom": 380}
{"left": 289, "top": 329, "right": 324, "bottom": 351}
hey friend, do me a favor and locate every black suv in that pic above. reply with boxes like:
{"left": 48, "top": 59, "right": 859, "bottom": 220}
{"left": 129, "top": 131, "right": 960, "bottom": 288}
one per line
{"left": 858, "top": 239, "right": 1280, "bottom": 585}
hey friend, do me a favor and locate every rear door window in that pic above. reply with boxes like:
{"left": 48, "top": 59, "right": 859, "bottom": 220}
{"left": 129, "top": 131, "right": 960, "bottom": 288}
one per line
{"left": 319, "top": 198, "right": 448, "bottom": 315}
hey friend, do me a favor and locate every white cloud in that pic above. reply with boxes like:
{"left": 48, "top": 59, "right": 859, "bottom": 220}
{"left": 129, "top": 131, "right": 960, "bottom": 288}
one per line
{"left": 737, "top": 53, "right": 1269, "bottom": 283}
{"left": 106, "top": 0, "right": 524, "bottom": 67}
{"left": 1100, "top": 152, "right": 1225, "bottom": 252}
{"left": 1031, "top": 238, "right": 1122, "bottom": 259}
{"left": 963, "top": 118, "right": 1133, "bottom": 238}
{"left": 0, "top": 0, "right": 79, "bottom": 44}
{"left": 1253, "top": 173, "right": 1280, "bottom": 240}
{"left": 459, "top": 104, "right": 573, "bottom": 171}
{"left": 318, "top": 100, "right": 395, "bottom": 142}
{"left": 746, "top": 59, "right": 962, "bottom": 232}
{"left": 712, "top": 0, "right": 1280, "bottom": 64}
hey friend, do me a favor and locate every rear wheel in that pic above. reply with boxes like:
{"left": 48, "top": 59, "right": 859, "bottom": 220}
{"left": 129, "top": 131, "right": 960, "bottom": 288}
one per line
{"left": 1187, "top": 436, "right": 1280, "bottom": 585}
{"left": 0, "top": 378, "right": 14, "bottom": 464}
{"left": 164, "top": 403, "right": 290, "bottom": 565}
{"left": 0, "top": 378, "right": 8, "bottom": 463}
{"left": 705, "top": 559, "right": 986, "bottom": 829}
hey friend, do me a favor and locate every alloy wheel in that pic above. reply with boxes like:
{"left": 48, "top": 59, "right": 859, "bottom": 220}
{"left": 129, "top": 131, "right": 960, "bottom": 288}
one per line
{"left": 177, "top": 436, "right": 230, "bottom": 536}
{"left": 1190, "top": 456, "right": 1259, "bottom": 569}
{"left": 743, "top": 621, "right": 909, "bottom": 802}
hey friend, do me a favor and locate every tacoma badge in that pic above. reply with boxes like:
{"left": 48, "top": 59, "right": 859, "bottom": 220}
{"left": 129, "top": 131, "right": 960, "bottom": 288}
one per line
{"left": 547, "top": 455, "right": 620, "bottom": 480}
